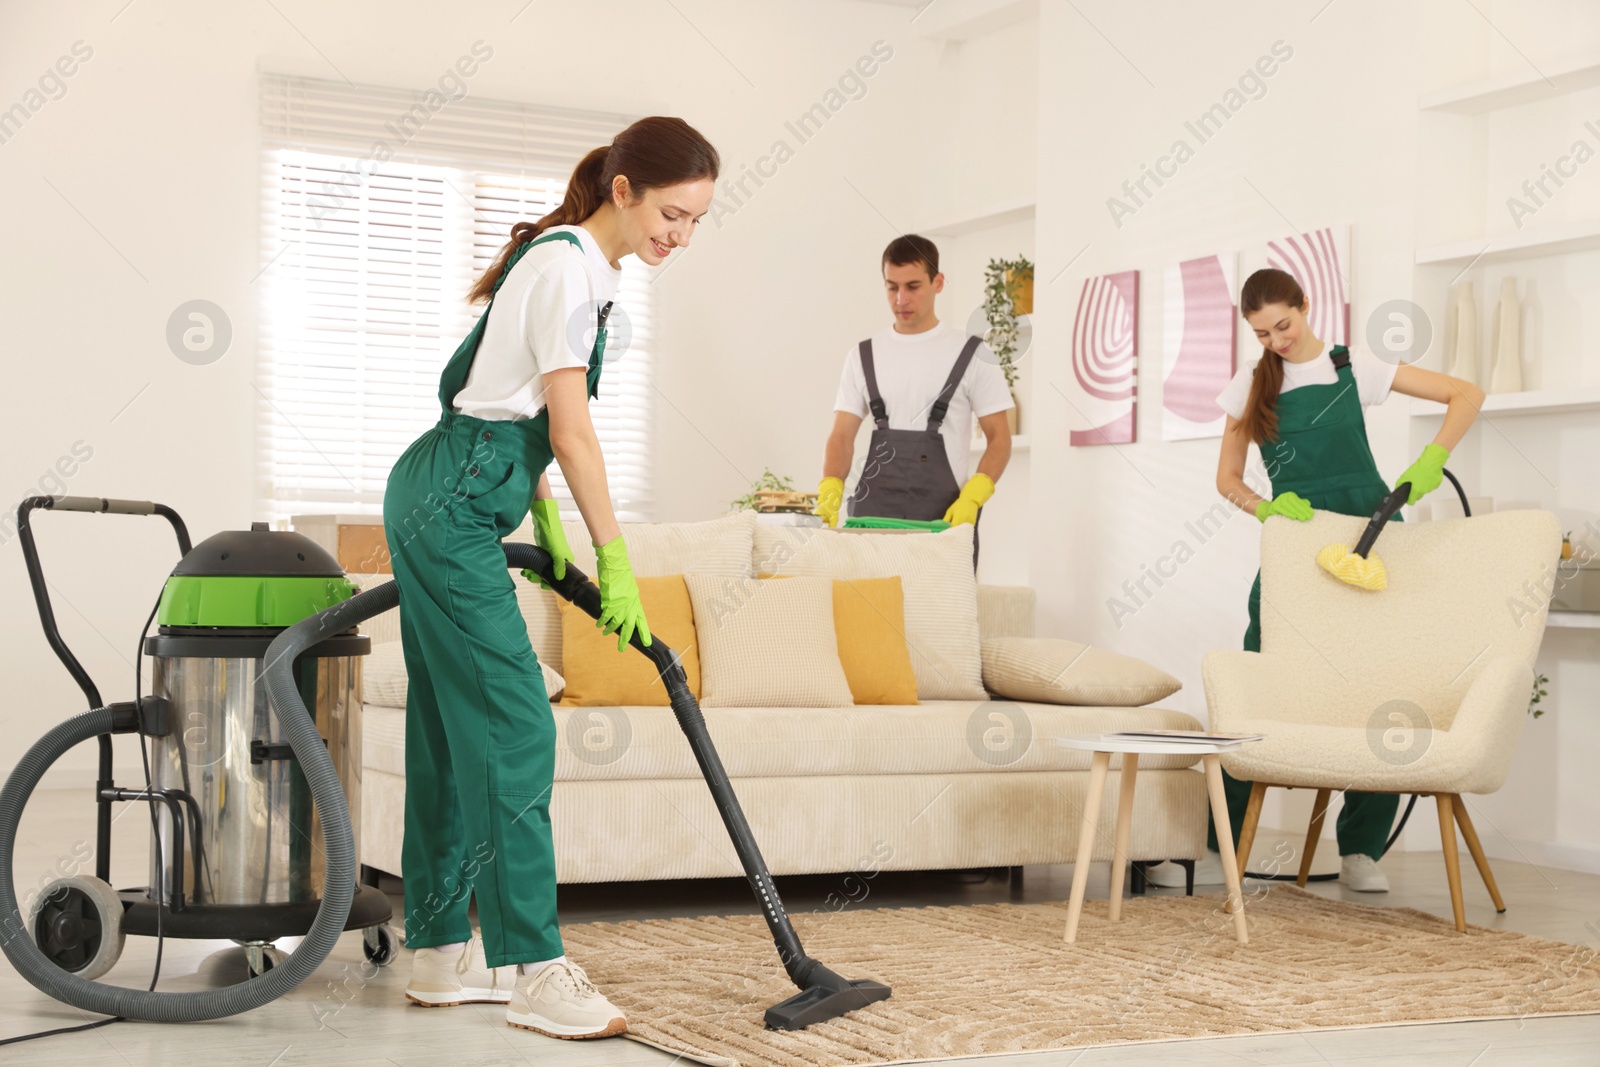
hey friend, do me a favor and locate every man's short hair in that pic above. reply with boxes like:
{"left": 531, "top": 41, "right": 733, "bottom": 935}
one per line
{"left": 882, "top": 234, "right": 940, "bottom": 280}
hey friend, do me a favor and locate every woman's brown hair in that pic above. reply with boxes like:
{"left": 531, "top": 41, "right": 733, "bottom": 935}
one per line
{"left": 1237, "top": 268, "right": 1308, "bottom": 445}
{"left": 467, "top": 116, "right": 720, "bottom": 304}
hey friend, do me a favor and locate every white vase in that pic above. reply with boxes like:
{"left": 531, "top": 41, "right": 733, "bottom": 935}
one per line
{"left": 1489, "top": 277, "right": 1523, "bottom": 394}
{"left": 1446, "top": 281, "right": 1478, "bottom": 385}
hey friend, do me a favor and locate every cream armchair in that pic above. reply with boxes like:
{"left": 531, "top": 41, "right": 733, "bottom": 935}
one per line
{"left": 1203, "top": 509, "right": 1560, "bottom": 931}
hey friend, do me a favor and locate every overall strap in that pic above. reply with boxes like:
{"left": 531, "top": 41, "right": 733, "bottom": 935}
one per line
{"left": 439, "top": 229, "right": 591, "bottom": 413}
{"left": 1329, "top": 344, "right": 1351, "bottom": 370}
{"left": 858, "top": 340, "right": 890, "bottom": 430}
{"left": 927, "top": 335, "right": 983, "bottom": 432}
{"left": 587, "top": 299, "right": 613, "bottom": 399}
{"left": 491, "top": 230, "right": 583, "bottom": 296}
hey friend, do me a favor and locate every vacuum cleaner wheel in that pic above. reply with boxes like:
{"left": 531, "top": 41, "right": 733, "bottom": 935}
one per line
{"left": 28, "top": 875, "right": 126, "bottom": 981}
{"left": 362, "top": 924, "right": 399, "bottom": 967}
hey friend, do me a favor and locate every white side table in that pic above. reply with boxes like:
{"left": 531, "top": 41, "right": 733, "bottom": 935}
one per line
{"left": 1055, "top": 733, "right": 1262, "bottom": 945}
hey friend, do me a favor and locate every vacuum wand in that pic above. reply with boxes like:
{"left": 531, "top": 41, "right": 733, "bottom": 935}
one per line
{"left": 506, "top": 542, "right": 892, "bottom": 1030}
{"left": 1351, "top": 482, "right": 1411, "bottom": 559}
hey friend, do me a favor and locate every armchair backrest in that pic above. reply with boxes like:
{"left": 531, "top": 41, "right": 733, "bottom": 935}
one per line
{"left": 1258, "top": 509, "right": 1560, "bottom": 730}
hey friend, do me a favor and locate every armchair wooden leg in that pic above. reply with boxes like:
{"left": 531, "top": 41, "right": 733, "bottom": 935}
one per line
{"left": 1298, "top": 788, "right": 1332, "bottom": 888}
{"left": 1436, "top": 794, "right": 1467, "bottom": 932}
{"left": 1236, "top": 782, "right": 1268, "bottom": 884}
{"left": 1451, "top": 794, "right": 1506, "bottom": 914}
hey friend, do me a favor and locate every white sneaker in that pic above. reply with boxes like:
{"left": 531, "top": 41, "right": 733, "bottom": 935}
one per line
{"left": 405, "top": 936, "right": 512, "bottom": 1007}
{"left": 1142, "top": 850, "right": 1226, "bottom": 888}
{"left": 507, "top": 958, "right": 627, "bottom": 1039}
{"left": 1340, "top": 853, "right": 1389, "bottom": 892}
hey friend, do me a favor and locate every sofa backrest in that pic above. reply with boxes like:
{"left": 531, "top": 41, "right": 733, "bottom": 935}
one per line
{"left": 353, "top": 514, "right": 1035, "bottom": 672}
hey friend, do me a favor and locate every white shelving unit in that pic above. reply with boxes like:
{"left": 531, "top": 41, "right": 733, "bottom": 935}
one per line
{"left": 1419, "top": 57, "right": 1600, "bottom": 114}
{"left": 1415, "top": 218, "right": 1600, "bottom": 267}
{"left": 1409, "top": 384, "right": 1600, "bottom": 417}
{"left": 911, "top": 198, "right": 1035, "bottom": 238}
{"left": 1547, "top": 611, "right": 1600, "bottom": 630}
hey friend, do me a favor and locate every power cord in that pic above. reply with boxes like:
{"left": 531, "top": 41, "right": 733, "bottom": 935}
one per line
{"left": 1, "top": 587, "right": 169, "bottom": 1047}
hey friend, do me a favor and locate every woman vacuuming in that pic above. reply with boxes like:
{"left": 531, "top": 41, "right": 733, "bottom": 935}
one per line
{"left": 1145, "top": 267, "right": 1483, "bottom": 894}
{"left": 381, "top": 117, "right": 718, "bottom": 1039}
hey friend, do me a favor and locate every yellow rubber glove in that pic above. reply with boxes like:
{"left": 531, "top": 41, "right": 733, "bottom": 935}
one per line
{"left": 814, "top": 476, "right": 844, "bottom": 528}
{"left": 1254, "top": 491, "right": 1314, "bottom": 522}
{"left": 942, "top": 473, "right": 996, "bottom": 526}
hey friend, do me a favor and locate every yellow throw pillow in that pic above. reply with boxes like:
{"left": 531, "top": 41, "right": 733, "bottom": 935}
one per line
{"left": 757, "top": 574, "right": 919, "bottom": 706}
{"left": 557, "top": 574, "right": 700, "bottom": 706}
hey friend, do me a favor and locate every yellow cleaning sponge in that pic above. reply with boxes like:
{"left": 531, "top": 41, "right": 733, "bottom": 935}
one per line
{"left": 1316, "top": 543, "right": 1388, "bottom": 591}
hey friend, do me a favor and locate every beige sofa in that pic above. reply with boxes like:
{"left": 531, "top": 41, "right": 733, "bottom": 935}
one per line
{"left": 353, "top": 512, "right": 1210, "bottom": 884}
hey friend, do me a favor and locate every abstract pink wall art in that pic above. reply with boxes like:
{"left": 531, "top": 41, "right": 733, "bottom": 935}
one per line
{"left": 1162, "top": 253, "right": 1237, "bottom": 441}
{"left": 1069, "top": 269, "right": 1138, "bottom": 446}
{"left": 1266, "top": 224, "right": 1350, "bottom": 346}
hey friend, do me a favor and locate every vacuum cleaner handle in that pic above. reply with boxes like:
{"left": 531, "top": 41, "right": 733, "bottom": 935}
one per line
{"left": 1352, "top": 483, "right": 1411, "bottom": 559}
{"left": 518, "top": 547, "right": 683, "bottom": 676}
{"left": 15, "top": 496, "right": 193, "bottom": 709}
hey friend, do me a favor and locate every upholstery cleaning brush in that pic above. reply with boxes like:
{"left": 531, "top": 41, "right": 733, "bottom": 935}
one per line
{"left": 1316, "top": 482, "right": 1411, "bottom": 592}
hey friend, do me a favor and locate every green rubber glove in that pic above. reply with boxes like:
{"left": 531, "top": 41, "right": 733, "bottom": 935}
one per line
{"left": 1395, "top": 443, "right": 1450, "bottom": 505}
{"left": 594, "top": 535, "right": 652, "bottom": 652}
{"left": 519, "top": 499, "right": 575, "bottom": 591}
{"left": 1254, "top": 491, "right": 1314, "bottom": 523}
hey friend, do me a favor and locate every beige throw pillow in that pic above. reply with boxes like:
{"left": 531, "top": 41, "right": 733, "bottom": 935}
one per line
{"left": 750, "top": 524, "right": 985, "bottom": 701}
{"left": 684, "top": 573, "right": 854, "bottom": 708}
{"left": 980, "top": 637, "right": 1181, "bottom": 707}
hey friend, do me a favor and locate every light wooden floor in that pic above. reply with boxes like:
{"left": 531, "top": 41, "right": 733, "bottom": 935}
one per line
{"left": 4, "top": 787, "right": 1598, "bottom": 1066}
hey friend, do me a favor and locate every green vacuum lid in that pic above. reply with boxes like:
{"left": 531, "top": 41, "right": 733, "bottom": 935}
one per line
{"left": 158, "top": 522, "right": 358, "bottom": 628}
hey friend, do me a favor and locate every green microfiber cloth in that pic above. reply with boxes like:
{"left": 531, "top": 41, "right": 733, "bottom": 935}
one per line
{"left": 841, "top": 517, "right": 951, "bottom": 531}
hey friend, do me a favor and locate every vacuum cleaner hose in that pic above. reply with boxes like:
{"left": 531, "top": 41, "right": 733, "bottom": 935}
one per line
{"left": 0, "top": 580, "right": 399, "bottom": 1022}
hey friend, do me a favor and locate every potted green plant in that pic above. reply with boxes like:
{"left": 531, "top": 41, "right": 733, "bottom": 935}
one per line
{"left": 1528, "top": 671, "right": 1550, "bottom": 718}
{"left": 730, "top": 468, "right": 799, "bottom": 512}
{"left": 983, "top": 256, "right": 1032, "bottom": 434}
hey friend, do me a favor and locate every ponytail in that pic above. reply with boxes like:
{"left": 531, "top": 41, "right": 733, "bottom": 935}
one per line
{"left": 1237, "top": 268, "right": 1306, "bottom": 445}
{"left": 467, "top": 118, "right": 719, "bottom": 304}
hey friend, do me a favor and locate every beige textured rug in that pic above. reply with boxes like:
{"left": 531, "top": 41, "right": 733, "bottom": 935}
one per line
{"left": 558, "top": 886, "right": 1600, "bottom": 1067}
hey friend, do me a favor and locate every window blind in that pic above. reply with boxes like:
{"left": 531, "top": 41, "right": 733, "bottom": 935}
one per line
{"left": 256, "top": 73, "right": 653, "bottom": 523}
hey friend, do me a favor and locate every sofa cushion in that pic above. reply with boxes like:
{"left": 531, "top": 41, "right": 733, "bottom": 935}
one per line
{"left": 362, "top": 640, "right": 565, "bottom": 709}
{"left": 361, "top": 699, "right": 1205, "bottom": 780}
{"left": 752, "top": 524, "right": 985, "bottom": 701}
{"left": 685, "top": 573, "right": 854, "bottom": 708}
{"left": 558, "top": 574, "right": 700, "bottom": 705}
{"left": 758, "top": 575, "right": 921, "bottom": 706}
{"left": 980, "top": 637, "right": 1182, "bottom": 706}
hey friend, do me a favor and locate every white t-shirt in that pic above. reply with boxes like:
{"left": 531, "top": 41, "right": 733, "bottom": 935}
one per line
{"left": 832, "top": 321, "right": 1015, "bottom": 485}
{"left": 452, "top": 225, "right": 622, "bottom": 420}
{"left": 1214, "top": 342, "right": 1397, "bottom": 421}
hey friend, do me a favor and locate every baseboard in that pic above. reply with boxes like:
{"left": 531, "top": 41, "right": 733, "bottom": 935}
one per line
{"left": 1479, "top": 837, "right": 1600, "bottom": 876}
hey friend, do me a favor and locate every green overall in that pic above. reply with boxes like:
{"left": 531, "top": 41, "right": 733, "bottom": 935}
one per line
{"left": 381, "top": 231, "right": 608, "bottom": 967}
{"left": 1206, "top": 345, "right": 1400, "bottom": 861}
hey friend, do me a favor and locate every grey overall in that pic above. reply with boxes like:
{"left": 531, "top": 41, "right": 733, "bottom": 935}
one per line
{"left": 846, "top": 334, "right": 984, "bottom": 564}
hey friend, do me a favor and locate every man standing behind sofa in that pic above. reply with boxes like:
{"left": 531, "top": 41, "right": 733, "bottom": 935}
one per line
{"left": 814, "top": 235, "right": 1013, "bottom": 563}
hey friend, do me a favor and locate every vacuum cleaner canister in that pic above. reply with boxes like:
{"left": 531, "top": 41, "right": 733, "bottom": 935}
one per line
{"left": 144, "top": 522, "right": 372, "bottom": 910}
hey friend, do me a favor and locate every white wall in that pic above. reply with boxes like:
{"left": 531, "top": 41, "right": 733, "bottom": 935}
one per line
{"left": 1033, "top": 0, "right": 1600, "bottom": 868}
{"left": 0, "top": 0, "right": 945, "bottom": 782}
{"left": 4, "top": 0, "right": 1595, "bottom": 872}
